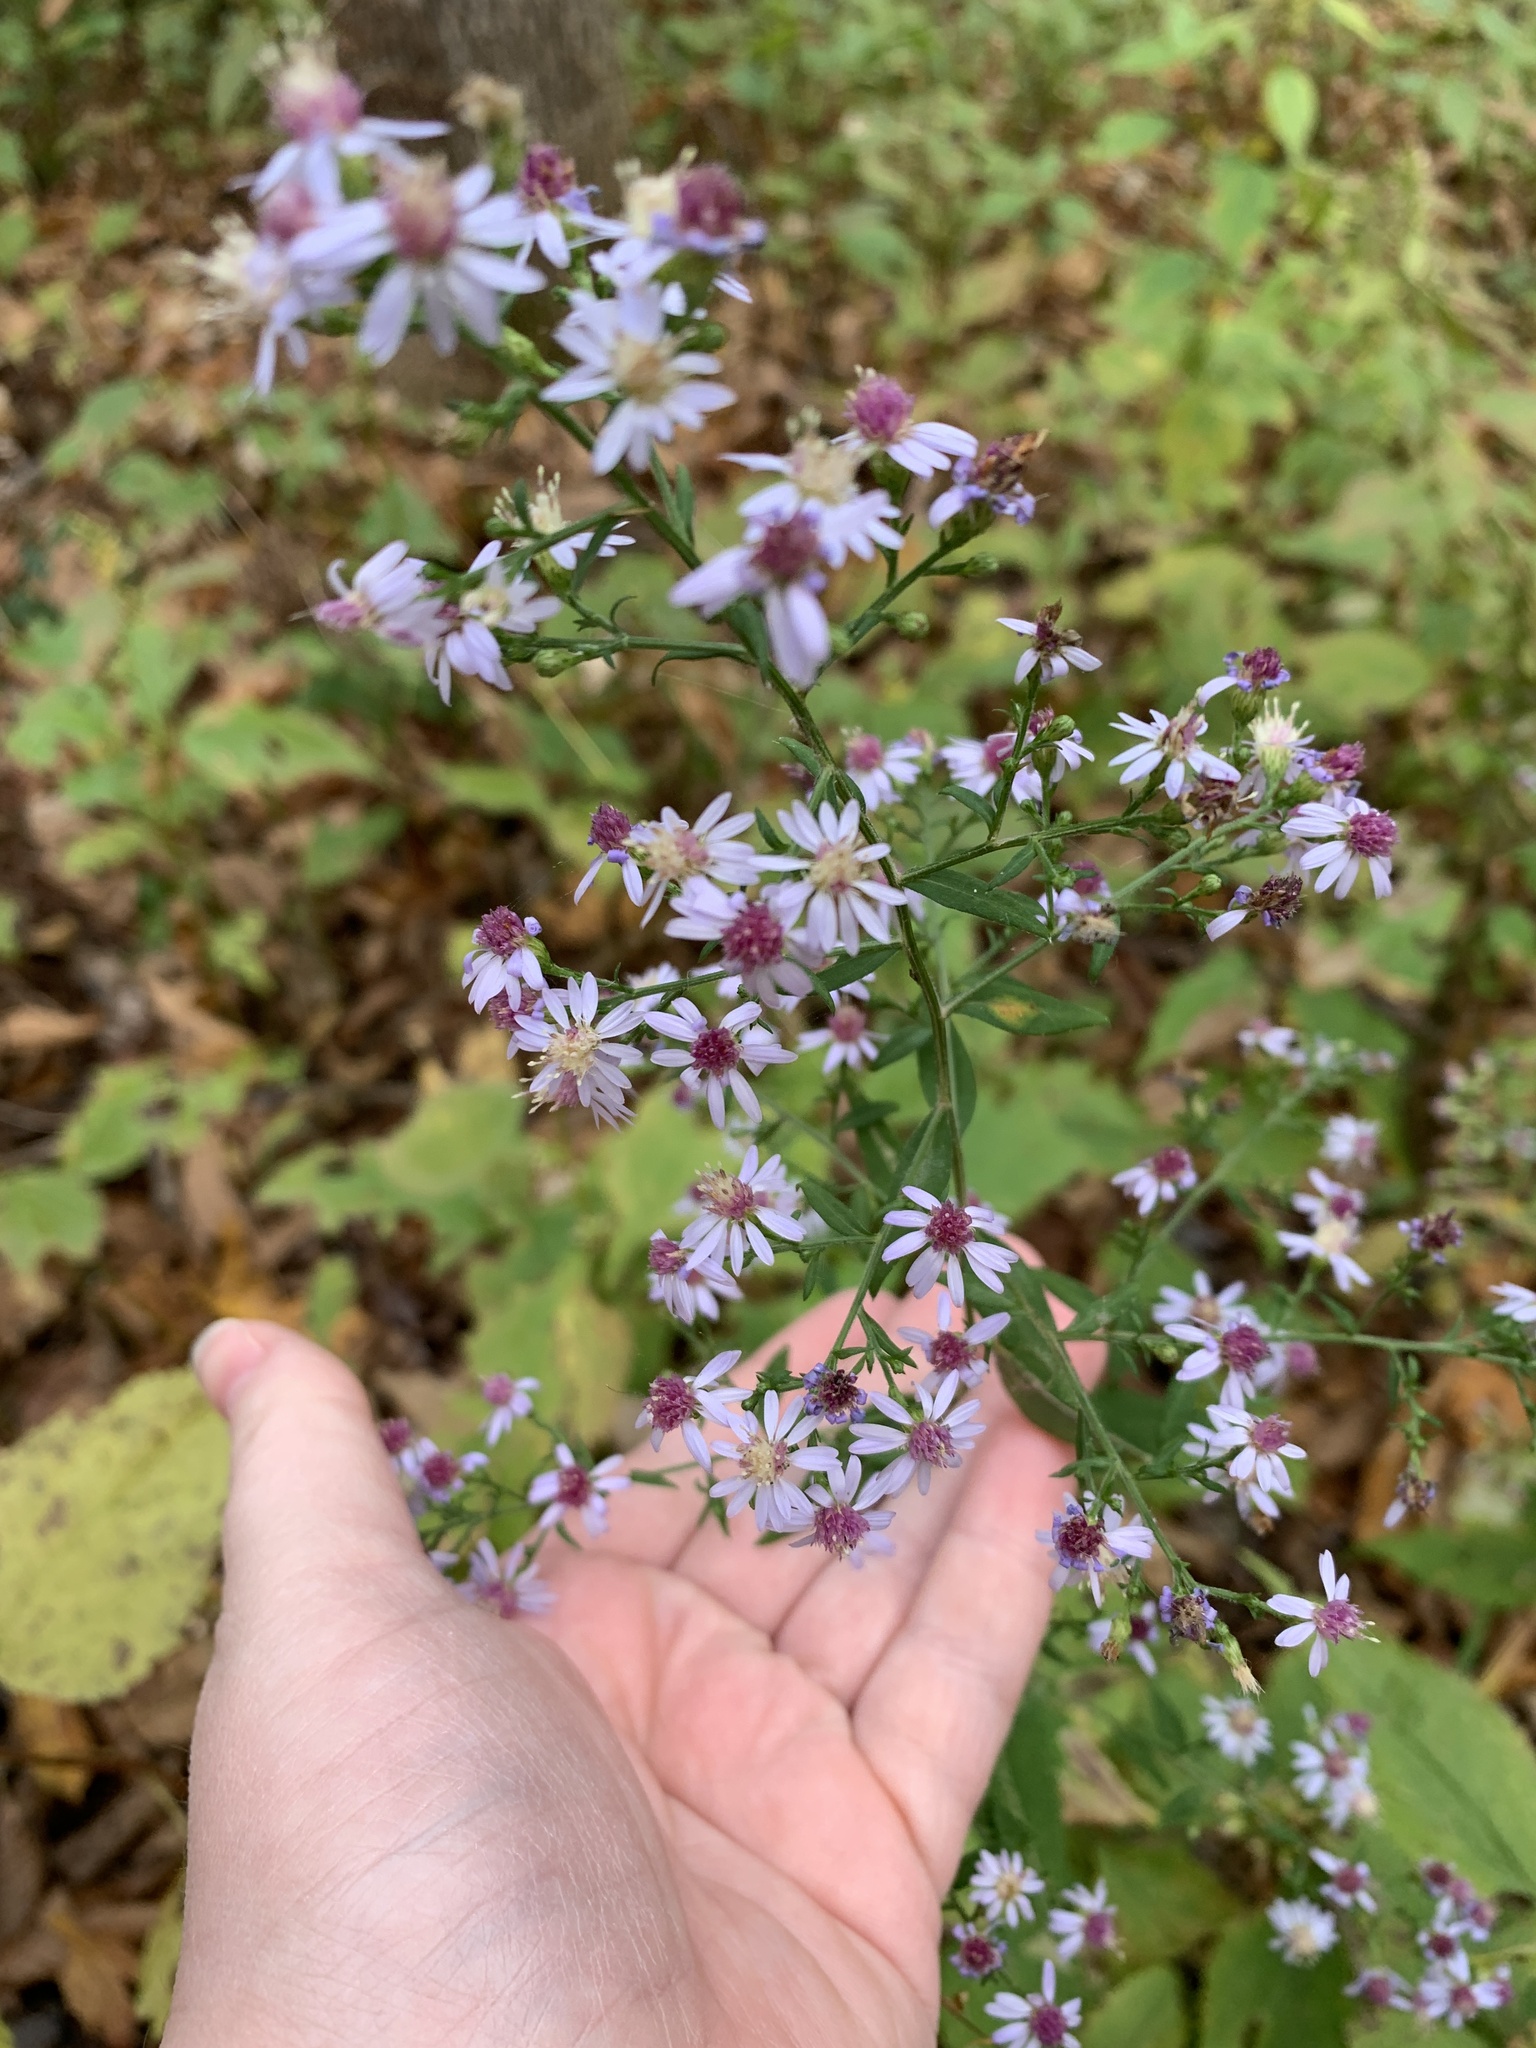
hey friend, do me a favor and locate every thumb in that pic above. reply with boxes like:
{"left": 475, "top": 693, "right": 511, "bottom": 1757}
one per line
{"left": 191, "top": 1318, "right": 433, "bottom": 1629}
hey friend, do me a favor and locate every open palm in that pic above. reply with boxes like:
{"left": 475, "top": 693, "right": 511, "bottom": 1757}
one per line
{"left": 167, "top": 1264, "right": 1098, "bottom": 2048}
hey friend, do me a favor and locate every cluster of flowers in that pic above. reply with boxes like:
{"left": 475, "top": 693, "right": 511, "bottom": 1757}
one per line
{"left": 945, "top": 1846, "right": 1120, "bottom": 2047}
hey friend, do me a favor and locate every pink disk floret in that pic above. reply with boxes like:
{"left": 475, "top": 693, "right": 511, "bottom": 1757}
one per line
{"left": 751, "top": 509, "right": 823, "bottom": 582}
{"left": 845, "top": 373, "right": 914, "bottom": 444}
{"left": 518, "top": 143, "right": 578, "bottom": 207}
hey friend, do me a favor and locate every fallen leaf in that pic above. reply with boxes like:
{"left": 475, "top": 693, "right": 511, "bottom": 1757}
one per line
{"left": 6, "top": 1694, "right": 95, "bottom": 1802}
{"left": 46, "top": 1900, "right": 139, "bottom": 2047}
{"left": 143, "top": 975, "right": 251, "bottom": 1069}
{"left": 0, "top": 1006, "right": 99, "bottom": 1053}
{"left": 179, "top": 1135, "right": 246, "bottom": 1252}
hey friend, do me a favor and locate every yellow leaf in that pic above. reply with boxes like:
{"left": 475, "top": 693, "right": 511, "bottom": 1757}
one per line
{"left": 7, "top": 1692, "right": 95, "bottom": 1801}
{"left": 0, "top": 1372, "right": 228, "bottom": 1702}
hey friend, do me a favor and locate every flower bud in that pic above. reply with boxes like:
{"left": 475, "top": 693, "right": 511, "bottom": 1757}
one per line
{"left": 1201, "top": 873, "right": 1224, "bottom": 892}
{"left": 868, "top": 450, "right": 911, "bottom": 502}
{"left": 892, "top": 610, "right": 930, "bottom": 641}
{"left": 1098, "top": 1611, "right": 1132, "bottom": 1663}
{"left": 1038, "top": 714, "right": 1078, "bottom": 742}
{"left": 948, "top": 552, "right": 1001, "bottom": 579}
{"left": 533, "top": 645, "right": 582, "bottom": 677}
{"left": 689, "top": 319, "right": 728, "bottom": 352}
{"left": 498, "top": 326, "right": 555, "bottom": 378}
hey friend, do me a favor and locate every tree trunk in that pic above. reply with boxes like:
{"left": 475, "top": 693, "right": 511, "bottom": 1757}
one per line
{"left": 332, "top": 0, "right": 630, "bottom": 195}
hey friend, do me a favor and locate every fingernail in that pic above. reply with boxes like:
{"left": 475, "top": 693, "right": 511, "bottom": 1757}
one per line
{"left": 190, "top": 1319, "right": 280, "bottom": 1412}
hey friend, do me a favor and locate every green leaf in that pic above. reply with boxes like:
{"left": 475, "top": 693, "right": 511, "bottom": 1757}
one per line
{"left": 1084, "top": 1964, "right": 1187, "bottom": 2048}
{"left": 5, "top": 679, "right": 116, "bottom": 769}
{"left": 0, "top": 1372, "right": 229, "bottom": 1701}
{"left": 1471, "top": 385, "right": 1536, "bottom": 463}
{"left": 1097, "top": 1838, "right": 1240, "bottom": 1968}
{"left": 134, "top": 1873, "right": 183, "bottom": 2040}
{"left": 1362, "top": 1519, "right": 1536, "bottom": 1609}
{"left": 1199, "top": 1912, "right": 1347, "bottom": 2047}
{"left": 1261, "top": 67, "right": 1319, "bottom": 160}
{"left": 1295, "top": 629, "right": 1434, "bottom": 734}
{"left": 1139, "top": 948, "right": 1264, "bottom": 1069}
{"left": 985, "top": 1683, "right": 1068, "bottom": 1881}
{"left": 430, "top": 761, "right": 543, "bottom": 814}
{"left": 88, "top": 200, "right": 139, "bottom": 255}
{"left": 104, "top": 452, "right": 224, "bottom": 536}
{"left": 356, "top": 476, "right": 459, "bottom": 559}
{"left": 1083, "top": 111, "right": 1174, "bottom": 163}
{"left": 812, "top": 942, "right": 901, "bottom": 997}
{"left": 374, "top": 1081, "right": 527, "bottom": 1201}
{"left": 964, "top": 1060, "right": 1150, "bottom": 1215}
{"left": 115, "top": 617, "right": 205, "bottom": 724}
{"left": 590, "top": 1086, "right": 725, "bottom": 1282}
{"left": 302, "top": 806, "right": 406, "bottom": 887}
{"left": 60, "top": 1060, "right": 181, "bottom": 1179}
{"left": 907, "top": 868, "right": 1045, "bottom": 932}
{"left": 961, "top": 986, "right": 1110, "bottom": 1036}
{"left": 0, "top": 894, "right": 19, "bottom": 962}
{"left": 60, "top": 818, "right": 160, "bottom": 877}
{"left": 1201, "top": 156, "right": 1279, "bottom": 269}
{"left": 44, "top": 378, "right": 150, "bottom": 476}
{"left": 207, "top": 7, "right": 266, "bottom": 125}
{"left": 0, "top": 1169, "right": 104, "bottom": 1274}
{"left": 180, "top": 702, "right": 377, "bottom": 791}
{"left": 0, "top": 195, "right": 33, "bottom": 278}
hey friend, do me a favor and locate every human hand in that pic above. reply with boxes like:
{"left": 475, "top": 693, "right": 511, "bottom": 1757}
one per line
{"left": 165, "top": 1257, "right": 1101, "bottom": 2048}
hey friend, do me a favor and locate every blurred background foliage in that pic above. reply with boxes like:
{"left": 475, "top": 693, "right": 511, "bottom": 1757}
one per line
{"left": 3, "top": 0, "right": 1536, "bottom": 2041}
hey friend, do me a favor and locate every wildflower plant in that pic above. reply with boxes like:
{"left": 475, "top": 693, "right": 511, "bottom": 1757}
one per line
{"left": 201, "top": 54, "right": 1536, "bottom": 2041}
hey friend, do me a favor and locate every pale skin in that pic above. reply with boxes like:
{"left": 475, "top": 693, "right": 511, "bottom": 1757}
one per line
{"left": 165, "top": 1247, "right": 1101, "bottom": 2048}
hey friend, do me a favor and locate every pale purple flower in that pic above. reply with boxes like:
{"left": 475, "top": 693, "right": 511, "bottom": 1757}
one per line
{"left": 291, "top": 159, "right": 545, "bottom": 364}
{"left": 480, "top": 1372, "right": 538, "bottom": 1446}
{"left": 930, "top": 432, "right": 1042, "bottom": 529}
{"left": 840, "top": 370, "right": 977, "bottom": 477}
{"left": 400, "top": 1437, "right": 487, "bottom": 1506}
{"left": 1399, "top": 1211, "right": 1462, "bottom": 1262}
{"left": 769, "top": 798, "right": 906, "bottom": 952}
{"left": 1239, "top": 1018, "right": 1305, "bottom": 1063}
{"left": 647, "top": 995, "right": 796, "bottom": 1128}
{"left": 1153, "top": 1270, "right": 1247, "bottom": 1333}
{"left": 709, "top": 1389, "right": 831, "bottom": 1530}
{"left": 1168, "top": 1315, "right": 1278, "bottom": 1403}
{"left": 1200, "top": 1402, "right": 1307, "bottom": 1515}
{"left": 679, "top": 1145, "right": 806, "bottom": 1273}
{"left": 786, "top": 1453, "right": 896, "bottom": 1565}
{"left": 1310, "top": 740, "right": 1367, "bottom": 787}
{"left": 379, "top": 1416, "right": 413, "bottom": 1464}
{"left": 462, "top": 905, "right": 545, "bottom": 1013}
{"left": 1279, "top": 1170, "right": 1371, "bottom": 1291}
{"left": 313, "top": 539, "right": 441, "bottom": 645}
{"left": 1200, "top": 645, "right": 1291, "bottom": 699}
{"left": 942, "top": 719, "right": 1093, "bottom": 809}
{"left": 800, "top": 1358, "right": 871, "bottom": 1425}
{"left": 727, "top": 429, "right": 903, "bottom": 568}
{"left": 629, "top": 791, "right": 763, "bottom": 923}
{"left": 842, "top": 729, "right": 924, "bottom": 808}
{"left": 574, "top": 803, "right": 645, "bottom": 906}
{"left": 799, "top": 1000, "right": 882, "bottom": 1075}
{"left": 1048, "top": 1880, "right": 1118, "bottom": 1962}
{"left": 1345, "top": 1967, "right": 1412, "bottom": 2011}
{"left": 850, "top": 1369, "right": 985, "bottom": 1497}
{"left": 255, "top": 46, "right": 446, "bottom": 207}
{"left": 613, "top": 161, "right": 765, "bottom": 293}
{"left": 665, "top": 878, "right": 814, "bottom": 1008}
{"left": 1205, "top": 870, "right": 1305, "bottom": 941}
{"left": 1039, "top": 1494, "right": 1155, "bottom": 1606}
{"left": 1418, "top": 1902, "right": 1474, "bottom": 1985}
{"left": 948, "top": 1923, "right": 1007, "bottom": 1979}
{"left": 1268, "top": 1551, "right": 1371, "bottom": 1675}
{"left": 199, "top": 194, "right": 355, "bottom": 394}
{"left": 897, "top": 1293, "right": 1009, "bottom": 1388}
{"left": 881, "top": 1185, "right": 1018, "bottom": 1301}
{"left": 636, "top": 1349, "right": 745, "bottom": 1469}
{"left": 1415, "top": 1966, "right": 1512, "bottom": 2028}
{"left": 1112, "top": 1145, "right": 1197, "bottom": 1217}
{"left": 464, "top": 1536, "right": 556, "bottom": 1618}
{"left": 645, "top": 1232, "right": 741, "bottom": 1323}
{"left": 985, "top": 1960, "right": 1082, "bottom": 2048}
{"left": 1292, "top": 1721, "right": 1373, "bottom": 1826}
{"left": 1109, "top": 704, "right": 1239, "bottom": 800}
{"left": 505, "top": 143, "right": 609, "bottom": 267}
{"left": 998, "top": 604, "right": 1102, "bottom": 684}
{"left": 970, "top": 1849, "right": 1046, "bottom": 1928}
{"left": 528, "top": 1443, "right": 630, "bottom": 1536}
{"left": 515, "top": 467, "right": 636, "bottom": 574}
{"left": 1267, "top": 1898, "right": 1338, "bottom": 1966}
{"left": 1491, "top": 1280, "right": 1536, "bottom": 1324}
{"left": 670, "top": 509, "right": 836, "bottom": 689}
{"left": 543, "top": 282, "right": 734, "bottom": 473}
{"left": 1159, "top": 1585, "right": 1218, "bottom": 1642}
{"left": 1383, "top": 1471, "right": 1437, "bottom": 1527}
{"left": 1201, "top": 1694, "right": 1273, "bottom": 1764}
{"left": 1283, "top": 796, "right": 1397, "bottom": 898}
{"left": 427, "top": 541, "right": 560, "bottom": 701}
{"left": 1087, "top": 1601, "right": 1160, "bottom": 1676}
{"left": 1311, "top": 1850, "right": 1376, "bottom": 1914}
{"left": 513, "top": 973, "right": 641, "bottom": 1128}
{"left": 1321, "top": 1113, "right": 1379, "bottom": 1170}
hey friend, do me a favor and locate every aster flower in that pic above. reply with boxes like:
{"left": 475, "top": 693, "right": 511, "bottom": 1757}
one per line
{"left": 479, "top": 1373, "right": 539, "bottom": 1446}
{"left": 647, "top": 996, "right": 796, "bottom": 1129}
{"left": 1039, "top": 1493, "right": 1155, "bottom": 1606}
{"left": 1311, "top": 1850, "right": 1376, "bottom": 1914}
{"left": 1249, "top": 702, "right": 1314, "bottom": 785}
{"left": 998, "top": 603, "right": 1102, "bottom": 683}
{"left": 670, "top": 508, "right": 835, "bottom": 688}
{"left": 292, "top": 159, "right": 545, "bottom": 364}
{"left": 985, "top": 1961, "right": 1082, "bottom": 2048}
{"left": 727, "top": 427, "right": 903, "bottom": 567}
{"left": 506, "top": 143, "right": 608, "bottom": 267}
{"left": 969, "top": 1849, "right": 1046, "bottom": 1928}
{"left": 378, "top": 1416, "right": 413, "bottom": 1464}
{"left": 629, "top": 791, "right": 764, "bottom": 923}
{"left": 1268, "top": 1551, "right": 1371, "bottom": 1675}
{"left": 1111, "top": 1145, "right": 1197, "bottom": 1217}
{"left": 930, "top": 430, "right": 1043, "bottom": 529}
{"left": 611, "top": 160, "right": 765, "bottom": 295}
{"left": 1205, "top": 871, "right": 1305, "bottom": 941}
{"left": 798, "top": 999, "right": 882, "bottom": 1075}
{"left": 1201, "top": 645, "right": 1291, "bottom": 698}
{"left": 1415, "top": 1966, "right": 1512, "bottom": 2028}
{"left": 1383, "top": 1470, "right": 1436, "bottom": 1527}
{"left": 786, "top": 1454, "right": 897, "bottom": 1565}
{"left": 850, "top": 1369, "right": 985, "bottom": 1498}
{"left": 948, "top": 1923, "right": 1007, "bottom": 1979}
{"left": 1041, "top": 862, "right": 1116, "bottom": 943}
{"left": 199, "top": 192, "right": 355, "bottom": 395}
{"left": 709, "top": 1389, "right": 831, "bottom": 1531}
{"left": 501, "top": 468, "right": 636, "bottom": 576}
{"left": 1311, "top": 740, "right": 1366, "bottom": 787}
{"left": 1418, "top": 1903, "right": 1474, "bottom": 1984}
{"left": 842, "top": 730, "right": 924, "bottom": 809}
{"left": 1109, "top": 704, "right": 1239, "bottom": 800}
{"left": 769, "top": 798, "right": 907, "bottom": 952}
{"left": 880, "top": 1185, "right": 1018, "bottom": 1301}
{"left": 1160, "top": 1585, "right": 1218, "bottom": 1643}
{"left": 644, "top": 1232, "right": 740, "bottom": 1324}
{"left": 943, "top": 719, "right": 1093, "bottom": 809}
{"left": 1201, "top": 1694, "right": 1273, "bottom": 1764}
{"left": 1283, "top": 797, "right": 1397, "bottom": 899}
{"left": 1049, "top": 1880, "right": 1119, "bottom": 1962}
{"left": 679, "top": 1145, "right": 806, "bottom": 1273}
{"left": 1167, "top": 1316, "right": 1277, "bottom": 1404}
{"left": 464, "top": 1536, "right": 556, "bottom": 1618}
{"left": 312, "top": 539, "right": 442, "bottom": 645}
{"left": 636, "top": 1350, "right": 745, "bottom": 1469}
{"left": 1153, "top": 1270, "right": 1247, "bottom": 1332}
{"left": 1278, "top": 1170, "right": 1371, "bottom": 1291}
{"left": 1491, "top": 1280, "right": 1536, "bottom": 1324}
{"left": 543, "top": 281, "right": 734, "bottom": 473}
{"left": 427, "top": 541, "right": 560, "bottom": 700}
{"left": 1267, "top": 1898, "right": 1338, "bottom": 1967}
{"left": 513, "top": 973, "right": 642, "bottom": 1128}
{"left": 1011, "top": 707, "right": 1095, "bottom": 804}
{"left": 800, "top": 1358, "right": 871, "bottom": 1426}
{"left": 462, "top": 906, "right": 545, "bottom": 1013}
{"left": 1239, "top": 1019, "right": 1305, "bottom": 1063}
{"left": 1291, "top": 1722, "right": 1373, "bottom": 1826}
{"left": 254, "top": 45, "right": 446, "bottom": 207}
{"left": 1087, "top": 1600, "right": 1160, "bottom": 1676}
{"left": 1345, "top": 1968, "right": 1412, "bottom": 2011}
{"left": 896, "top": 1293, "right": 1010, "bottom": 1388}
{"left": 572, "top": 803, "right": 644, "bottom": 906}
{"left": 528, "top": 1443, "right": 630, "bottom": 1537}
{"left": 399, "top": 1438, "right": 487, "bottom": 1506}
{"left": 664, "top": 878, "right": 814, "bottom": 1008}
{"left": 1321, "top": 1114, "right": 1379, "bottom": 1170}
{"left": 840, "top": 369, "right": 977, "bottom": 476}
{"left": 1199, "top": 1403, "right": 1307, "bottom": 1516}
{"left": 1398, "top": 1211, "right": 1462, "bottom": 1262}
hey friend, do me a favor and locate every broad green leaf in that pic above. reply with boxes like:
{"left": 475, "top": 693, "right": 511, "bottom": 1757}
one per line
{"left": 1362, "top": 1520, "right": 1536, "bottom": 1609}
{"left": 1472, "top": 386, "right": 1536, "bottom": 463}
{"left": 44, "top": 378, "right": 151, "bottom": 476}
{"left": 907, "top": 868, "right": 1045, "bottom": 932}
{"left": 60, "top": 818, "right": 160, "bottom": 877}
{"left": 356, "top": 476, "right": 460, "bottom": 560}
{"left": 467, "top": 1259, "right": 630, "bottom": 1440}
{"left": 591, "top": 1085, "right": 725, "bottom": 1283}
{"left": 1097, "top": 1839, "right": 1240, "bottom": 1967}
{"left": 1200, "top": 1912, "right": 1347, "bottom": 2047}
{"left": 1139, "top": 949, "right": 1263, "bottom": 1069}
{"left": 1084, "top": 1964, "right": 1186, "bottom": 2048}
{"left": 961, "top": 986, "right": 1110, "bottom": 1037}
{"left": 0, "top": 195, "right": 33, "bottom": 277}
{"left": 965, "top": 1061, "right": 1150, "bottom": 1215}
{"left": 104, "top": 452, "right": 224, "bottom": 536}
{"left": 302, "top": 805, "right": 405, "bottom": 887}
{"left": 1084, "top": 111, "right": 1173, "bottom": 162}
{"left": 1201, "top": 157, "right": 1279, "bottom": 269}
{"left": 1296, "top": 630, "right": 1434, "bottom": 734}
{"left": 114, "top": 617, "right": 205, "bottom": 724}
{"left": 431, "top": 762, "right": 544, "bottom": 815}
{"left": 59, "top": 1060, "right": 181, "bottom": 1179}
{"left": 0, "top": 1372, "right": 228, "bottom": 1701}
{"left": 1262, "top": 67, "right": 1319, "bottom": 160}
{"left": 985, "top": 1683, "right": 1068, "bottom": 1883}
{"left": 812, "top": 942, "right": 901, "bottom": 997}
{"left": 0, "top": 1169, "right": 104, "bottom": 1274}
{"left": 5, "top": 679, "right": 116, "bottom": 769}
{"left": 180, "top": 702, "right": 377, "bottom": 791}
{"left": 88, "top": 200, "right": 139, "bottom": 254}
{"left": 374, "top": 1081, "right": 528, "bottom": 1201}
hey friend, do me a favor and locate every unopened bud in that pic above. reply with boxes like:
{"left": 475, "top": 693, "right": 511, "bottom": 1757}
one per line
{"left": 868, "top": 450, "right": 911, "bottom": 501}
{"left": 1150, "top": 1338, "right": 1181, "bottom": 1365}
{"left": 1040, "top": 714, "right": 1077, "bottom": 742}
{"left": 689, "top": 319, "right": 728, "bottom": 352}
{"left": 949, "top": 551, "right": 1000, "bottom": 579}
{"left": 533, "top": 645, "right": 583, "bottom": 677}
{"left": 1099, "top": 1611, "right": 1132, "bottom": 1664}
{"left": 892, "top": 610, "right": 930, "bottom": 641}
{"left": 1202, "top": 874, "right": 1224, "bottom": 892}
{"left": 1215, "top": 1623, "right": 1262, "bottom": 1695}
{"left": 498, "top": 326, "right": 554, "bottom": 378}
